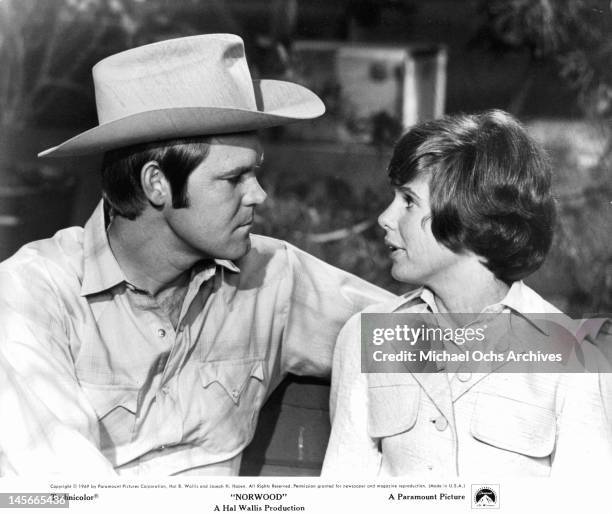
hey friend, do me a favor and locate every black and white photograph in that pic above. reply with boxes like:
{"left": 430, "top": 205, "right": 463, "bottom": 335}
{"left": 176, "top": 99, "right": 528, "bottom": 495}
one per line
{"left": 0, "top": 1, "right": 610, "bottom": 512}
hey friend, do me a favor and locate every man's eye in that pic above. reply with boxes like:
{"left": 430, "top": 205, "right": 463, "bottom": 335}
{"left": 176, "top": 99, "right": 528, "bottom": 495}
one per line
{"left": 227, "top": 175, "right": 242, "bottom": 184}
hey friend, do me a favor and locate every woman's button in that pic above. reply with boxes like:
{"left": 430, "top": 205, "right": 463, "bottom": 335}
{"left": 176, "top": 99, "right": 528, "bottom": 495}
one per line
{"left": 433, "top": 416, "right": 448, "bottom": 431}
{"left": 457, "top": 372, "right": 472, "bottom": 382}
{"left": 231, "top": 389, "right": 240, "bottom": 400}
{"left": 158, "top": 328, "right": 166, "bottom": 338}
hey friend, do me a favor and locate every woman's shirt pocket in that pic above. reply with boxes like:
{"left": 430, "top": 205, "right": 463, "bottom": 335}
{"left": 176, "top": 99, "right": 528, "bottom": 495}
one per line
{"left": 470, "top": 392, "right": 556, "bottom": 458}
{"left": 367, "top": 384, "right": 421, "bottom": 439}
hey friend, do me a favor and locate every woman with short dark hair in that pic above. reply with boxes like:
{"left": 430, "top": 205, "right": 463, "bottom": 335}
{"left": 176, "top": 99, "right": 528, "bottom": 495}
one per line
{"left": 386, "top": 110, "right": 555, "bottom": 285}
{"left": 322, "top": 110, "right": 612, "bottom": 477}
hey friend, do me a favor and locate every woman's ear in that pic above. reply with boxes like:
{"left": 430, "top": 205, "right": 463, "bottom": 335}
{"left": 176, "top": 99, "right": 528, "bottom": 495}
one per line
{"left": 140, "top": 161, "right": 170, "bottom": 208}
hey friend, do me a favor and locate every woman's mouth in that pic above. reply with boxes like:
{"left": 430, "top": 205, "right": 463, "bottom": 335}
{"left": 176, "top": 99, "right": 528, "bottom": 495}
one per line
{"left": 385, "top": 240, "right": 404, "bottom": 256}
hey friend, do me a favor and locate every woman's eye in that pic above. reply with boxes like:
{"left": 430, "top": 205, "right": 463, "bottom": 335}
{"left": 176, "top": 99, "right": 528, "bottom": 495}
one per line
{"left": 228, "top": 175, "right": 242, "bottom": 184}
{"left": 402, "top": 194, "right": 414, "bottom": 208}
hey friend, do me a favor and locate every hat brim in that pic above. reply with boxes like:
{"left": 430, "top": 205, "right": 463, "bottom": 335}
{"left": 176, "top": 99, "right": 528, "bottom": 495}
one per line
{"left": 39, "top": 79, "right": 324, "bottom": 157}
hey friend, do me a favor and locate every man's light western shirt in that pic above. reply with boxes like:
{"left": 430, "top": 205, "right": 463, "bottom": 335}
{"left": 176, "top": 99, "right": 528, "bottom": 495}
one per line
{"left": 0, "top": 202, "right": 394, "bottom": 476}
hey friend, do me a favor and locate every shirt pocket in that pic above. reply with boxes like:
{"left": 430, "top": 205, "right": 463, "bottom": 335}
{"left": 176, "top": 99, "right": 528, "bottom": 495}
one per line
{"left": 199, "top": 358, "right": 266, "bottom": 405}
{"left": 198, "top": 358, "right": 267, "bottom": 452}
{"left": 367, "top": 384, "right": 420, "bottom": 439}
{"left": 79, "top": 382, "right": 139, "bottom": 451}
{"left": 470, "top": 392, "right": 556, "bottom": 458}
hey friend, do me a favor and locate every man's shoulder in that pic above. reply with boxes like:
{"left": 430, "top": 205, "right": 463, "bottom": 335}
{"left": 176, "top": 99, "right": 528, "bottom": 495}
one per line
{"left": 246, "top": 233, "right": 288, "bottom": 254}
{"left": 236, "top": 234, "right": 289, "bottom": 273}
{"left": 0, "top": 226, "right": 86, "bottom": 289}
{"left": 244, "top": 234, "right": 394, "bottom": 300}
{"left": 238, "top": 234, "right": 329, "bottom": 280}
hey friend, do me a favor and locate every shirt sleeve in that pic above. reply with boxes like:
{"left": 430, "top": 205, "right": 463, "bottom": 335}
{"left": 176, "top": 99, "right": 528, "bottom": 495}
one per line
{"left": 577, "top": 318, "right": 612, "bottom": 368}
{"left": 0, "top": 269, "right": 116, "bottom": 476}
{"left": 321, "top": 314, "right": 381, "bottom": 477}
{"left": 280, "top": 242, "right": 396, "bottom": 377}
{"left": 550, "top": 343, "right": 612, "bottom": 476}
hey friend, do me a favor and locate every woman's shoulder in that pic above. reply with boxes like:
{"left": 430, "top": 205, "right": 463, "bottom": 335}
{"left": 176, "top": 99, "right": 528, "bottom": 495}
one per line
{"left": 509, "top": 281, "right": 585, "bottom": 336}
{"left": 509, "top": 281, "right": 562, "bottom": 314}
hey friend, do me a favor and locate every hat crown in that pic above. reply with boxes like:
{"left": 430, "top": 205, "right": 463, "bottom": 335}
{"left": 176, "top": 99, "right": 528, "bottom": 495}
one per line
{"left": 38, "top": 34, "right": 325, "bottom": 158}
{"left": 92, "top": 34, "right": 256, "bottom": 124}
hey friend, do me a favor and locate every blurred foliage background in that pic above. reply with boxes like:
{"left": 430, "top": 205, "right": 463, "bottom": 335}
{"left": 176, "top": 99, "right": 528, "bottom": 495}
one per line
{"left": 0, "top": 0, "right": 610, "bottom": 312}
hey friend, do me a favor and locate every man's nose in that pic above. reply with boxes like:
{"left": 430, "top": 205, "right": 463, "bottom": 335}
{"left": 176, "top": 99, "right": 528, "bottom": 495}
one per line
{"left": 243, "top": 176, "right": 267, "bottom": 206}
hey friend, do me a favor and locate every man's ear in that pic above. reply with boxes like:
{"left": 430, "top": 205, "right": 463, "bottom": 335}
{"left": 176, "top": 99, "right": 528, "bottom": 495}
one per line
{"left": 140, "top": 161, "right": 170, "bottom": 208}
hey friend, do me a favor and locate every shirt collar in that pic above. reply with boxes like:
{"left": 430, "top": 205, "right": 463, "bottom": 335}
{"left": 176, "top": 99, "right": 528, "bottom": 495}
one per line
{"left": 394, "top": 282, "right": 543, "bottom": 313}
{"left": 214, "top": 259, "right": 240, "bottom": 273}
{"left": 80, "top": 201, "right": 240, "bottom": 297}
{"left": 484, "top": 281, "right": 557, "bottom": 335}
{"left": 480, "top": 280, "right": 522, "bottom": 313}
{"left": 387, "top": 286, "right": 428, "bottom": 313}
{"left": 388, "top": 286, "right": 441, "bottom": 314}
{"left": 80, "top": 201, "right": 125, "bottom": 296}
{"left": 391, "top": 282, "right": 553, "bottom": 333}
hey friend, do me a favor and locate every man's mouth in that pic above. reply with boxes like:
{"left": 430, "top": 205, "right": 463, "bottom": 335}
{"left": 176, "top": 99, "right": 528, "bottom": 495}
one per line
{"left": 238, "top": 215, "right": 254, "bottom": 228}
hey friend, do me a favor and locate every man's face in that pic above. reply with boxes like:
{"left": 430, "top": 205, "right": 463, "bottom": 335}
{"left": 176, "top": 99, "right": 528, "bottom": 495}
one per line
{"left": 378, "top": 173, "right": 464, "bottom": 286}
{"left": 163, "top": 133, "right": 266, "bottom": 261}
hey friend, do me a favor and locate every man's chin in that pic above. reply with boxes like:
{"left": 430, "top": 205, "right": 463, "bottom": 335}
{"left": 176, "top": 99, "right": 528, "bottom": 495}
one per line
{"left": 225, "top": 236, "right": 252, "bottom": 261}
{"left": 238, "top": 237, "right": 252, "bottom": 258}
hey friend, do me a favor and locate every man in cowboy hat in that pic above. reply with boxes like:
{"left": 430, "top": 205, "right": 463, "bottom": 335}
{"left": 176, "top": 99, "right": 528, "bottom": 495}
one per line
{"left": 0, "top": 34, "right": 393, "bottom": 475}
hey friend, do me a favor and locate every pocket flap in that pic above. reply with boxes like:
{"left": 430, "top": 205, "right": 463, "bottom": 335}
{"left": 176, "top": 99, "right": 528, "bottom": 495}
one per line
{"left": 200, "top": 359, "right": 265, "bottom": 404}
{"left": 80, "top": 383, "right": 139, "bottom": 418}
{"left": 367, "top": 385, "right": 420, "bottom": 438}
{"left": 471, "top": 393, "right": 556, "bottom": 458}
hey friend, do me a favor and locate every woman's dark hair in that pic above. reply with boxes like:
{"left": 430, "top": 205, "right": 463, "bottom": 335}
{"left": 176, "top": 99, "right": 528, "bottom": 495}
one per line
{"left": 101, "top": 137, "right": 211, "bottom": 220}
{"left": 387, "top": 109, "right": 556, "bottom": 283}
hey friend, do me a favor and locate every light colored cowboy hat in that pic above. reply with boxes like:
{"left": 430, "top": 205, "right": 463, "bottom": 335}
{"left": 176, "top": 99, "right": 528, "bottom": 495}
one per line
{"left": 39, "top": 33, "right": 324, "bottom": 157}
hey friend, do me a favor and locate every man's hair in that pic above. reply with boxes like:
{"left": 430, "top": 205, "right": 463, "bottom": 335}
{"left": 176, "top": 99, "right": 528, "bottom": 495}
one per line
{"left": 101, "top": 137, "right": 212, "bottom": 219}
{"left": 387, "top": 109, "right": 556, "bottom": 283}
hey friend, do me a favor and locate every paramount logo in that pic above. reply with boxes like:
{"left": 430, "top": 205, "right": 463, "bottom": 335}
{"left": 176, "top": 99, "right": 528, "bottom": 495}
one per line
{"left": 471, "top": 485, "right": 499, "bottom": 509}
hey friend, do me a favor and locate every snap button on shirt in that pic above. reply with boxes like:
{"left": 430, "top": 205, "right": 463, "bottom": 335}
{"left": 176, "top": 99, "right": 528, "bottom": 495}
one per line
{"left": 457, "top": 372, "right": 472, "bottom": 382}
{"left": 434, "top": 416, "right": 448, "bottom": 431}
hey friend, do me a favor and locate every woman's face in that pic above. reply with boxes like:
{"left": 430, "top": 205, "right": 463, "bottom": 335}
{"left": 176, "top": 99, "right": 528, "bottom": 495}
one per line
{"left": 378, "top": 173, "right": 464, "bottom": 286}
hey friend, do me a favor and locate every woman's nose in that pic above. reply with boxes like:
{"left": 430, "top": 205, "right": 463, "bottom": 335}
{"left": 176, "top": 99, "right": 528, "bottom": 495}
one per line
{"left": 378, "top": 202, "right": 395, "bottom": 231}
